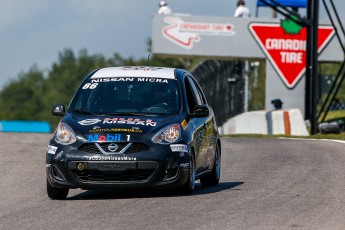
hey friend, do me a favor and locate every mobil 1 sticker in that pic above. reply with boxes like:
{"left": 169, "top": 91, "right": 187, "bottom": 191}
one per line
{"left": 87, "top": 133, "right": 131, "bottom": 142}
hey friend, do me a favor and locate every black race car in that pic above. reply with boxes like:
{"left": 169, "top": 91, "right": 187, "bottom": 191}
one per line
{"left": 46, "top": 66, "right": 221, "bottom": 199}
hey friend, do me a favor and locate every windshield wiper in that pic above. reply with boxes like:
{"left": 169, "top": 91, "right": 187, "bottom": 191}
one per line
{"left": 70, "top": 109, "right": 95, "bottom": 115}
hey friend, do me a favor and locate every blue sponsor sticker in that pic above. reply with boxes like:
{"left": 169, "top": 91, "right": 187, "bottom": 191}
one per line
{"left": 88, "top": 134, "right": 121, "bottom": 142}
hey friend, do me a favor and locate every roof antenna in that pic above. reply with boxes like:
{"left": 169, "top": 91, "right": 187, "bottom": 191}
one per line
{"left": 146, "top": 54, "right": 151, "bottom": 66}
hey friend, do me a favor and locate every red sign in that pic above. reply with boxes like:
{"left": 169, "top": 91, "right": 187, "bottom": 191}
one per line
{"left": 249, "top": 23, "right": 334, "bottom": 88}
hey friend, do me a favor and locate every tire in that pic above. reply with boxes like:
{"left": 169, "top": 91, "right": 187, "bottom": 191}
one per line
{"left": 179, "top": 152, "right": 196, "bottom": 195}
{"left": 200, "top": 143, "right": 221, "bottom": 187}
{"left": 47, "top": 180, "right": 69, "bottom": 199}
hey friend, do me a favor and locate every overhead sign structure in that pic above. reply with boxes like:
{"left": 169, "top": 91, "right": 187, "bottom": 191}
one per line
{"left": 162, "top": 17, "right": 236, "bottom": 50}
{"left": 249, "top": 22, "right": 335, "bottom": 88}
{"left": 152, "top": 15, "right": 342, "bottom": 115}
{"left": 152, "top": 15, "right": 341, "bottom": 61}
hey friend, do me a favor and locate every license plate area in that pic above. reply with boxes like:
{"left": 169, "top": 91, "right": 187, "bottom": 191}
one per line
{"left": 68, "top": 161, "right": 158, "bottom": 172}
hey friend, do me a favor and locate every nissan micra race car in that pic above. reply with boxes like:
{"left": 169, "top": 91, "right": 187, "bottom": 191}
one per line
{"left": 46, "top": 66, "right": 221, "bottom": 199}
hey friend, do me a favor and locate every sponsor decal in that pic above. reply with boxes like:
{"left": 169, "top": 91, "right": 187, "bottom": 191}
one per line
{"left": 162, "top": 17, "right": 235, "bottom": 49}
{"left": 181, "top": 119, "right": 188, "bottom": 130}
{"left": 103, "top": 118, "right": 157, "bottom": 127}
{"left": 122, "top": 67, "right": 163, "bottom": 71}
{"left": 78, "top": 118, "right": 101, "bottom": 125}
{"left": 82, "top": 83, "right": 98, "bottom": 89}
{"left": 137, "top": 78, "right": 168, "bottom": 83}
{"left": 170, "top": 144, "right": 188, "bottom": 153}
{"left": 47, "top": 145, "right": 58, "bottom": 154}
{"left": 89, "top": 127, "right": 143, "bottom": 133}
{"left": 88, "top": 156, "right": 137, "bottom": 161}
{"left": 249, "top": 21, "right": 334, "bottom": 88}
{"left": 91, "top": 78, "right": 169, "bottom": 83}
{"left": 88, "top": 134, "right": 121, "bottom": 142}
{"left": 132, "top": 127, "right": 141, "bottom": 132}
{"left": 179, "top": 163, "right": 190, "bottom": 168}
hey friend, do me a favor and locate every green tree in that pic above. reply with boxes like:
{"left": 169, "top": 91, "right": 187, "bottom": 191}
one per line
{"left": 0, "top": 47, "right": 190, "bottom": 128}
{"left": 0, "top": 66, "right": 45, "bottom": 120}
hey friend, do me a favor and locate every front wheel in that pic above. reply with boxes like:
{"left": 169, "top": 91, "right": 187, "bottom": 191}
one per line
{"left": 179, "top": 152, "right": 196, "bottom": 195}
{"left": 47, "top": 180, "right": 69, "bottom": 199}
{"left": 200, "top": 143, "right": 221, "bottom": 187}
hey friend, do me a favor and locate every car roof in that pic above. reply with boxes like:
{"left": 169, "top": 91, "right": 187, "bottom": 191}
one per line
{"left": 90, "top": 67, "right": 177, "bottom": 79}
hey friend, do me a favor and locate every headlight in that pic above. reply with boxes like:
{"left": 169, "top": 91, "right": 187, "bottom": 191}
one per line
{"left": 152, "top": 124, "right": 181, "bottom": 144}
{"left": 54, "top": 122, "right": 77, "bottom": 145}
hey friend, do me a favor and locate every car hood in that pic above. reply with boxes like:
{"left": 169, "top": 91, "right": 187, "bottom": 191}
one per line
{"left": 61, "top": 113, "right": 184, "bottom": 135}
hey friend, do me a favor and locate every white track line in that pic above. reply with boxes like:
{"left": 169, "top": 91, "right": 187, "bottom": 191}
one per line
{"left": 278, "top": 137, "right": 345, "bottom": 144}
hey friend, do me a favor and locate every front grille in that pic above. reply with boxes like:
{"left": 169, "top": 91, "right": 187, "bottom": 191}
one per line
{"left": 124, "top": 143, "right": 150, "bottom": 154}
{"left": 73, "top": 169, "right": 154, "bottom": 182}
{"left": 78, "top": 144, "right": 99, "bottom": 153}
{"left": 78, "top": 142, "right": 150, "bottom": 154}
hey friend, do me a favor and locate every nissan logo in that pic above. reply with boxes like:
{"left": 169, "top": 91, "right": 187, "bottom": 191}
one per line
{"left": 108, "top": 143, "right": 119, "bottom": 152}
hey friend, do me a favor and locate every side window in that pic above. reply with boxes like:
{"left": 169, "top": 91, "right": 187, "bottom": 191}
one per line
{"left": 187, "top": 76, "right": 202, "bottom": 106}
{"left": 187, "top": 76, "right": 203, "bottom": 109}
{"left": 190, "top": 76, "right": 207, "bottom": 105}
{"left": 184, "top": 78, "right": 198, "bottom": 112}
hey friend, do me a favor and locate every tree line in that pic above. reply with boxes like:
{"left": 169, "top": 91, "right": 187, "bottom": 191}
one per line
{"left": 1, "top": 46, "right": 340, "bottom": 129}
{"left": 0, "top": 48, "right": 185, "bottom": 128}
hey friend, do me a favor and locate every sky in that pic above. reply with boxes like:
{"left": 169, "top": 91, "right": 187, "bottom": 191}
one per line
{"left": 0, "top": 0, "right": 343, "bottom": 89}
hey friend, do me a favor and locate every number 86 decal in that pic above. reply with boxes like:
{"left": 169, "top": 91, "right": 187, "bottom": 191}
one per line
{"left": 82, "top": 83, "right": 98, "bottom": 89}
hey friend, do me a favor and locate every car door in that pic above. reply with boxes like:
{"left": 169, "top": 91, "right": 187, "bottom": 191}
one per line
{"left": 184, "top": 76, "right": 209, "bottom": 174}
{"left": 189, "top": 76, "right": 217, "bottom": 170}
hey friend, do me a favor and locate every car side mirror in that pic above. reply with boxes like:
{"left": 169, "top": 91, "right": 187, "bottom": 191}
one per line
{"left": 52, "top": 104, "right": 65, "bottom": 116}
{"left": 190, "top": 105, "right": 209, "bottom": 118}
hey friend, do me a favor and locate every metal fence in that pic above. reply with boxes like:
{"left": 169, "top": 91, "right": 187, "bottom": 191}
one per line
{"left": 192, "top": 60, "right": 245, "bottom": 126}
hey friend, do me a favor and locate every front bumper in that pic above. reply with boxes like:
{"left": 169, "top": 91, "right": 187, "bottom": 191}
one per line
{"left": 46, "top": 142, "right": 190, "bottom": 190}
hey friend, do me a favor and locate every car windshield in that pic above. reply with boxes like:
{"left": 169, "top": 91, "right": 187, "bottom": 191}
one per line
{"left": 69, "top": 77, "right": 181, "bottom": 116}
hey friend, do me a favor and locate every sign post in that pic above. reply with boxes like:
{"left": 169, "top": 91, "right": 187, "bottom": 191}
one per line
{"left": 309, "top": 0, "right": 320, "bottom": 134}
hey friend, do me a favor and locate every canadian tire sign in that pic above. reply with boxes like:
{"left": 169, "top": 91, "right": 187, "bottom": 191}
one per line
{"left": 249, "top": 22, "right": 334, "bottom": 88}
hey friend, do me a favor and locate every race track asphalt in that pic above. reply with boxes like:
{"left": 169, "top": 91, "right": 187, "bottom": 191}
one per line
{"left": 1, "top": 133, "right": 345, "bottom": 229}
